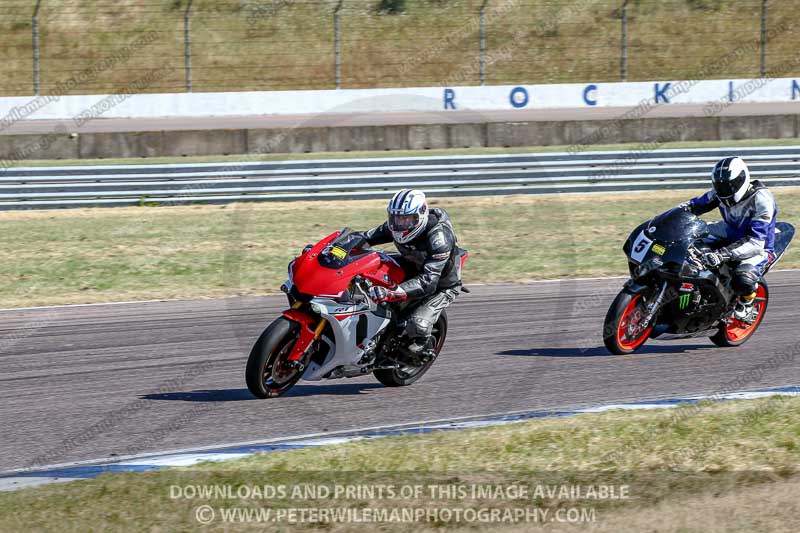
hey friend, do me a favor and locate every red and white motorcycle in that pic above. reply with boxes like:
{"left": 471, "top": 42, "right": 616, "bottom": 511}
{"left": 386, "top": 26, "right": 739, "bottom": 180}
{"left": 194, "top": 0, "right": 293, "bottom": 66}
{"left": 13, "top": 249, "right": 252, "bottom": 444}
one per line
{"left": 245, "top": 228, "right": 466, "bottom": 398}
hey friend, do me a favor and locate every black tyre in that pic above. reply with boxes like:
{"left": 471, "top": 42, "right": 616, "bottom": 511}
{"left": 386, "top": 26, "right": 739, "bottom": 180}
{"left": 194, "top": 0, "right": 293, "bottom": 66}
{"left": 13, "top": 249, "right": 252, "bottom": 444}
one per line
{"left": 603, "top": 290, "right": 653, "bottom": 355}
{"left": 374, "top": 311, "right": 447, "bottom": 387}
{"left": 245, "top": 317, "right": 304, "bottom": 398}
{"left": 710, "top": 279, "right": 769, "bottom": 347}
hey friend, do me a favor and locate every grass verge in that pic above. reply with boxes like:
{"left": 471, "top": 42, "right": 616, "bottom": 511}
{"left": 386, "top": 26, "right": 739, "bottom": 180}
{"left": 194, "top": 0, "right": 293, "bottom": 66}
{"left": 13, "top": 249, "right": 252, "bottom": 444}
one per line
{"left": 7, "top": 137, "right": 800, "bottom": 168}
{"left": 2, "top": 188, "right": 799, "bottom": 308}
{"left": 2, "top": 1, "right": 797, "bottom": 95}
{"left": 1, "top": 396, "right": 799, "bottom": 531}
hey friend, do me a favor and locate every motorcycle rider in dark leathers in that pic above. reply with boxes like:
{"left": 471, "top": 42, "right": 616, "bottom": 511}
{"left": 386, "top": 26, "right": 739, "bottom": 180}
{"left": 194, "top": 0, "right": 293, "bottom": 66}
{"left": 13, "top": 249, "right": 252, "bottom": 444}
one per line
{"left": 681, "top": 156, "right": 778, "bottom": 322}
{"left": 361, "top": 189, "right": 465, "bottom": 361}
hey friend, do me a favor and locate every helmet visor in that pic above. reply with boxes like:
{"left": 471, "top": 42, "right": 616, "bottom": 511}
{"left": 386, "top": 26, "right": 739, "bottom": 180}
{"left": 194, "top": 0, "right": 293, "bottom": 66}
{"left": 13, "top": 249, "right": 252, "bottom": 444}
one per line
{"left": 713, "top": 170, "right": 747, "bottom": 204}
{"left": 388, "top": 213, "right": 419, "bottom": 232}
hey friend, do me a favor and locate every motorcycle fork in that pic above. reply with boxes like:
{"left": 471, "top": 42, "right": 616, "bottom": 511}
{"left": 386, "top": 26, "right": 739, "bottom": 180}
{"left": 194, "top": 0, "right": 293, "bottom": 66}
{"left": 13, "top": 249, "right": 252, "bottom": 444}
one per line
{"left": 641, "top": 281, "right": 670, "bottom": 330}
{"left": 283, "top": 307, "right": 329, "bottom": 363}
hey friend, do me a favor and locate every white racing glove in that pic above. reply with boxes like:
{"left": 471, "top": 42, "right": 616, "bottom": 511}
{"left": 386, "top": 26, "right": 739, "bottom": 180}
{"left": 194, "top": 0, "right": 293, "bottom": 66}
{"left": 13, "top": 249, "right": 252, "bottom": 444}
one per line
{"left": 702, "top": 248, "right": 732, "bottom": 268}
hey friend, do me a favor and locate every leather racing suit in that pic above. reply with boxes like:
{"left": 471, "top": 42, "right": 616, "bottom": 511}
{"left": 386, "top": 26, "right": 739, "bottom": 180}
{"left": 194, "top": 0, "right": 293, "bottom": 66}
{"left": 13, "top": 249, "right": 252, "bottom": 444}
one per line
{"left": 363, "top": 207, "right": 465, "bottom": 346}
{"left": 683, "top": 180, "right": 777, "bottom": 296}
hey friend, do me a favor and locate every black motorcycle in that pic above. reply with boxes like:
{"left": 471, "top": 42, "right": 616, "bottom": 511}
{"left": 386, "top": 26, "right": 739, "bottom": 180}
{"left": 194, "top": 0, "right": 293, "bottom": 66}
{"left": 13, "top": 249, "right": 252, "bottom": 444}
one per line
{"left": 603, "top": 207, "right": 794, "bottom": 355}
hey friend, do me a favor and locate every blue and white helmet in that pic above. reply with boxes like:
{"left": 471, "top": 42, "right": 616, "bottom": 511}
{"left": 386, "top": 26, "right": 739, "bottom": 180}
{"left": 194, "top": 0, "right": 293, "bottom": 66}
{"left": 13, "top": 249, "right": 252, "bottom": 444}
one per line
{"left": 387, "top": 189, "right": 429, "bottom": 244}
{"left": 712, "top": 156, "right": 751, "bottom": 207}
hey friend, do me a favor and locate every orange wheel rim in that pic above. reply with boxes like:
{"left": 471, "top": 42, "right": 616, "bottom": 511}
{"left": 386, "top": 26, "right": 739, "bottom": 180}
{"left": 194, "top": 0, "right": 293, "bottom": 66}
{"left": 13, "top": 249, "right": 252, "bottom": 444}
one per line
{"left": 725, "top": 284, "right": 767, "bottom": 342}
{"left": 617, "top": 294, "right": 652, "bottom": 350}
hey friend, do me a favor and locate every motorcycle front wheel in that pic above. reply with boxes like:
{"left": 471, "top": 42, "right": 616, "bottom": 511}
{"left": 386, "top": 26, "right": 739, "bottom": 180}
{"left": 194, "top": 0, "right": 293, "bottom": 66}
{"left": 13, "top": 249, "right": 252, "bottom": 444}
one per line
{"left": 603, "top": 290, "right": 654, "bottom": 355}
{"left": 246, "top": 317, "right": 306, "bottom": 398}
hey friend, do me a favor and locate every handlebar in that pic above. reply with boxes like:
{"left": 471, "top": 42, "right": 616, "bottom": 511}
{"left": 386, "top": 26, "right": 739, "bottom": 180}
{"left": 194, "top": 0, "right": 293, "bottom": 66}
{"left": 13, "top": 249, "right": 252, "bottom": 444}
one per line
{"left": 687, "top": 244, "right": 704, "bottom": 269}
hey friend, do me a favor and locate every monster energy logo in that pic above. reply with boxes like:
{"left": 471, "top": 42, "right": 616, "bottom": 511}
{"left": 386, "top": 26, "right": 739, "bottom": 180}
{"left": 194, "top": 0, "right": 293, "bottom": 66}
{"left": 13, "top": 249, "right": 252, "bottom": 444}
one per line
{"left": 679, "top": 293, "right": 691, "bottom": 309}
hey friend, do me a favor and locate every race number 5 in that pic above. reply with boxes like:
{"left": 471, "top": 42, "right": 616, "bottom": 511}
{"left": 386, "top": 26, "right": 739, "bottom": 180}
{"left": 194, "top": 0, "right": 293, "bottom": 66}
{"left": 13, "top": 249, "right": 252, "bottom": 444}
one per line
{"left": 630, "top": 231, "right": 653, "bottom": 263}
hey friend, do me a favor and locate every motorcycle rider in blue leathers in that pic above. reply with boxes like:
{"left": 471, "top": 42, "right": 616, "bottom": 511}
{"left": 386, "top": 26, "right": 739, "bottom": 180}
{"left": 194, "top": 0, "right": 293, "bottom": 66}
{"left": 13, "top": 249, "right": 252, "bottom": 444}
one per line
{"left": 681, "top": 156, "right": 777, "bottom": 323}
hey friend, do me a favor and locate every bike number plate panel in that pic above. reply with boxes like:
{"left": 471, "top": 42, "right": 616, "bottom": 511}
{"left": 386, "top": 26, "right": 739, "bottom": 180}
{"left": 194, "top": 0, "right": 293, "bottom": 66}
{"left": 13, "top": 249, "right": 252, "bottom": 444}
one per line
{"left": 630, "top": 231, "right": 653, "bottom": 263}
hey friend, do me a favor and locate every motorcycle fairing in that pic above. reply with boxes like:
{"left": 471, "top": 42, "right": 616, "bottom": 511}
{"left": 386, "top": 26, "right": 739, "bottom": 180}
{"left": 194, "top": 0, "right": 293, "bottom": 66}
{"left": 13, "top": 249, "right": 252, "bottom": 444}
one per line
{"left": 291, "top": 230, "right": 405, "bottom": 299}
{"left": 621, "top": 209, "right": 742, "bottom": 337}
{"left": 763, "top": 221, "right": 795, "bottom": 274}
{"left": 300, "top": 297, "right": 392, "bottom": 381}
{"left": 624, "top": 208, "right": 708, "bottom": 272}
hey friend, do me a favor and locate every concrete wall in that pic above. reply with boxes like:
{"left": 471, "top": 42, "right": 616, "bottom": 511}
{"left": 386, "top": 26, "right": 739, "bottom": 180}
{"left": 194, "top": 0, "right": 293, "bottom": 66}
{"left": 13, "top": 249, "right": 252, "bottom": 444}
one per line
{"left": 3, "top": 79, "right": 800, "bottom": 123}
{"left": 1, "top": 114, "right": 798, "bottom": 164}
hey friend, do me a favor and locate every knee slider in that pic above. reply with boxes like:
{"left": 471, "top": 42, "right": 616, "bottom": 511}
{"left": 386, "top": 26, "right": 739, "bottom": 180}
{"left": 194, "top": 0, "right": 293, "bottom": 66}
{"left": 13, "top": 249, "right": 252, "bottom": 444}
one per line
{"left": 732, "top": 264, "right": 760, "bottom": 295}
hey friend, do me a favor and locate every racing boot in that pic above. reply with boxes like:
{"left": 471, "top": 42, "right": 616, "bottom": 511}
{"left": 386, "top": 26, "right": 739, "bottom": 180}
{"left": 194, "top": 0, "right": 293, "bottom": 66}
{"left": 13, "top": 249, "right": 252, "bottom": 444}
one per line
{"left": 732, "top": 290, "right": 758, "bottom": 324}
{"left": 405, "top": 336, "right": 436, "bottom": 365}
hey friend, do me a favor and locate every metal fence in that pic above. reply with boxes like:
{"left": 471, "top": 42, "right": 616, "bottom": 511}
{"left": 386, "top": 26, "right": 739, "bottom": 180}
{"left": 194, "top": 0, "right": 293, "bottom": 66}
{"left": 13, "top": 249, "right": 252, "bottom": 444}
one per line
{"left": 1, "top": 0, "right": 799, "bottom": 96}
{"left": 1, "top": 145, "right": 799, "bottom": 209}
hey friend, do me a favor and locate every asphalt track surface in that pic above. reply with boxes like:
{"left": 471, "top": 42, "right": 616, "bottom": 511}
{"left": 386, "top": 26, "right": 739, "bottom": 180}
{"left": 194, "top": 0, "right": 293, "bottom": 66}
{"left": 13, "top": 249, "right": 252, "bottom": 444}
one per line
{"left": 4, "top": 102, "right": 800, "bottom": 135}
{"left": 2, "top": 272, "right": 799, "bottom": 473}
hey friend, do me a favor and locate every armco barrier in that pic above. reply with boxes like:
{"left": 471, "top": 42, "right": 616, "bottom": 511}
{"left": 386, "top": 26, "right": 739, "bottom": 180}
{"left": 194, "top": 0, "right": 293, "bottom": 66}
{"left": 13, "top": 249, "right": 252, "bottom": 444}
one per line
{"left": 0, "top": 145, "right": 798, "bottom": 209}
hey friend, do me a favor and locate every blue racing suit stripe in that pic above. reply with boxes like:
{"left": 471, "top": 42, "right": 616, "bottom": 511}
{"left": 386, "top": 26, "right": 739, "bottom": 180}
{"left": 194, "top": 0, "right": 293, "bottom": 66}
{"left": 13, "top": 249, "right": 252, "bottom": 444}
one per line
{"left": 688, "top": 191, "right": 720, "bottom": 215}
{"left": 687, "top": 185, "right": 777, "bottom": 255}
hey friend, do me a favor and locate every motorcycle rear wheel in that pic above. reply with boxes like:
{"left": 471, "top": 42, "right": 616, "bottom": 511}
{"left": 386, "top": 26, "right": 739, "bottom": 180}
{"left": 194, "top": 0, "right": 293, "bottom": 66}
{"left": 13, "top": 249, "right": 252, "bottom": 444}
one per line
{"left": 603, "top": 290, "right": 653, "bottom": 355}
{"left": 710, "top": 280, "right": 769, "bottom": 347}
{"left": 374, "top": 312, "right": 447, "bottom": 387}
{"left": 246, "top": 317, "right": 305, "bottom": 398}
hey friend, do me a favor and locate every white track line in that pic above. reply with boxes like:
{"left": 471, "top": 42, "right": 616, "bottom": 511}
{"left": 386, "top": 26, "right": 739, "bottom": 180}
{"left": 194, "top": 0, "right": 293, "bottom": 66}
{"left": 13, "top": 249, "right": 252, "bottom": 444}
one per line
{"left": 5, "top": 385, "right": 800, "bottom": 477}
{"left": 2, "top": 385, "right": 798, "bottom": 492}
{"left": 0, "top": 409, "right": 566, "bottom": 475}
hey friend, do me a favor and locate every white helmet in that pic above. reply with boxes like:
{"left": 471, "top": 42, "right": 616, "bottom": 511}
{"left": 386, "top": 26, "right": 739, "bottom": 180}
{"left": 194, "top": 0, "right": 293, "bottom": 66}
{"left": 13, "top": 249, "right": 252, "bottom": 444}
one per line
{"left": 387, "top": 189, "right": 429, "bottom": 244}
{"left": 712, "top": 156, "right": 751, "bottom": 207}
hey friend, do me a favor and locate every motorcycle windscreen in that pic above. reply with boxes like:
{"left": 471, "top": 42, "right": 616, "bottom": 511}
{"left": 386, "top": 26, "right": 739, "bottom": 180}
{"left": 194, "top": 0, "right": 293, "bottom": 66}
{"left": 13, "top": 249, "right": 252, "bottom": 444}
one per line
{"left": 317, "top": 228, "right": 406, "bottom": 285}
{"left": 318, "top": 229, "right": 373, "bottom": 270}
{"left": 646, "top": 208, "right": 708, "bottom": 244}
{"left": 293, "top": 228, "right": 394, "bottom": 298}
{"left": 628, "top": 208, "right": 706, "bottom": 270}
